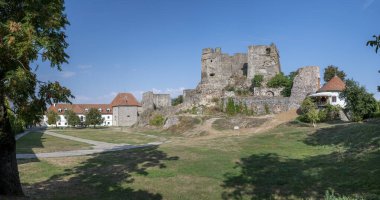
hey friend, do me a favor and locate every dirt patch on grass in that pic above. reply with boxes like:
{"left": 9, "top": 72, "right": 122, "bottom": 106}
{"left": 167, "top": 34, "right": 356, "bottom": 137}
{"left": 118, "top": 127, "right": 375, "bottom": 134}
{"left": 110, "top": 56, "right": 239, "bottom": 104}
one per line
{"left": 167, "top": 116, "right": 202, "bottom": 134}
{"left": 212, "top": 117, "right": 269, "bottom": 131}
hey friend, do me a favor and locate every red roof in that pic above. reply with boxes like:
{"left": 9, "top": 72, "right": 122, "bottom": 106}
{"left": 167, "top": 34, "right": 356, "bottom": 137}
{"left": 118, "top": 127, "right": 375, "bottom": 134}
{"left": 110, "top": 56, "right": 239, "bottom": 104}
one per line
{"left": 318, "top": 76, "right": 345, "bottom": 92}
{"left": 47, "top": 93, "right": 140, "bottom": 114}
{"left": 111, "top": 93, "right": 141, "bottom": 107}
{"left": 48, "top": 104, "right": 112, "bottom": 114}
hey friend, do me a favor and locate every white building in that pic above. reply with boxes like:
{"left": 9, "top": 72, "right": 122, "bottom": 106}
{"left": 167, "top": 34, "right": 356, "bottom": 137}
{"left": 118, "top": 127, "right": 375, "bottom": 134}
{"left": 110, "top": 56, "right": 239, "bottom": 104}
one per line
{"left": 308, "top": 76, "right": 346, "bottom": 108}
{"left": 43, "top": 93, "right": 141, "bottom": 127}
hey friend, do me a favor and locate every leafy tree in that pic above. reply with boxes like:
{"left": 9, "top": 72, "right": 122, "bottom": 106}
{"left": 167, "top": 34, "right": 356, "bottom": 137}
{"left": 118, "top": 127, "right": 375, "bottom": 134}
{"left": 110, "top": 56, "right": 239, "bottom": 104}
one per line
{"left": 340, "top": 79, "right": 378, "bottom": 122}
{"left": 65, "top": 110, "right": 80, "bottom": 127}
{"left": 172, "top": 95, "right": 183, "bottom": 106}
{"left": 281, "top": 71, "right": 298, "bottom": 97}
{"left": 323, "top": 65, "right": 346, "bottom": 82}
{"left": 85, "top": 108, "right": 104, "bottom": 128}
{"left": 251, "top": 74, "right": 264, "bottom": 88}
{"left": 0, "top": 0, "right": 73, "bottom": 195}
{"left": 366, "top": 35, "right": 380, "bottom": 92}
{"left": 367, "top": 35, "right": 380, "bottom": 53}
{"left": 47, "top": 110, "right": 59, "bottom": 127}
{"left": 306, "top": 108, "right": 319, "bottom": 128}
{"left": 266, "top": 72, "right": 289, "bottom": 88}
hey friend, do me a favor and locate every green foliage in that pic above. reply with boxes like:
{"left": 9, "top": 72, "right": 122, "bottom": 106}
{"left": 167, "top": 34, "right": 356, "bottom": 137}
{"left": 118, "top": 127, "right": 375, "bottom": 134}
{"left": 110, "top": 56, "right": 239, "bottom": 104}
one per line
{"left": 149, "top": 115, "right": 165, "bottom": 127}
{"left": 8, "top": 112, "right": 24, "bottom": 135}
{"left": 251, "top": 74, "right": 263, "bottom": 87}
{"left": 226, "top": 98, "right": 236, "bottom": 116}
{"left": 264, "top": 103, "right": 270, "bottom": 114}
{"left": 367, "top": 34, "right": 380, "bottom": 53}
{"left": 324, "top": 104, "right": 341, "bottom": 121}
{"left": 65, "top": 110, "right": 80, "bottom": 127}
{"left": 323, "top": 65, "right": 346, "bottom": 82}
{"left": 172, "top": 95, "right": 183, "bottom": 106}
{"left": 324, "top": 190, "right": 364, "bottom": 200}
{"left": 85, "top": 108, "right": 104, "bottom": 128}
{"left": 306, "top": 108, "right": 319, "bottom": 127}
{"left": 47, "top": 110, "right": 59, "bottom": 126}
{"left": 266, "top": 72, "right": 289, "bottom": 88}
{"left": 340, "top": 79, "right": 378, "bottom": 121}
{"left": 225, "top": 86, "right": 235, "bottom": 92}
{"left": 235, "top": 89, "right": 250, "bottom": 96}
{"left": 266, "top": 71, "right": 297, "bottom": 97}
{"left": 300, "top": 97, "right": 317, "bottom": 114}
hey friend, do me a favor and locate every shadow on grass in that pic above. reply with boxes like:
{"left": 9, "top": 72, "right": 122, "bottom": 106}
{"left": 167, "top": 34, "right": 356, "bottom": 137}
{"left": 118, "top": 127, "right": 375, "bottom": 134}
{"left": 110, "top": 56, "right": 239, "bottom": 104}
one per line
{"left": 222, "top": 121, "right": 380, "bottom": 199}
{"left": 23, "top": 146, "right": 179, "bottom": 200}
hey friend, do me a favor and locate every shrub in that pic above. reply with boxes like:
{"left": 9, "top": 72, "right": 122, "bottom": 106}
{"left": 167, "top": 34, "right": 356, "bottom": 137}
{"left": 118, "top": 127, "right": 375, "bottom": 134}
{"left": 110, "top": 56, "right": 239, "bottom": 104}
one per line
{"left": 264, "top": 103, "right": 270, "bottom": 114}
{"left": 340, "top": 79, "right": 378, "bottom": 121}
{"left": 236, "top": 89, "right": 249, "bottom": 96}
{"left": 300, "top": 97, "right": 316, "bottom": 114}
{"left": 251, "top": 74, "right": 264, "bottom": 87}
{"left": 9, "top": 113, "right": 24, "bottom": 135}
{"left": 267, "top": 72, "right": 289, "bottom": 88}
{"left": 172, "top": 95, "right": 183, "bottom": 106}
{"left": 317, "top": 109, "right": 328, "bottom": 122}
{"left": 226, "top": 98, "right": 236, "bottom": 116}
{"left": 225, "top": 85, "right": 235, "bottom": 92}
{"left": 149, "top": 115, "right": 165, "bottom": 126}
{"left": 324, "top": 190, "right": 364, "bottom": 200}
{"left": 325, "top": 104, "right": 341, "bottom": 120}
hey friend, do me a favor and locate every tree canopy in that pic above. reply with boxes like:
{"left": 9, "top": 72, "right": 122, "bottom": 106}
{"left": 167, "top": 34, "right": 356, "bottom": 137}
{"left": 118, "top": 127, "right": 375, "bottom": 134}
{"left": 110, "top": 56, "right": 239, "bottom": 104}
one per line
{"left": 47, "top": 110, "right": 59, "bottom": 127}
{"left": 340, "top": 79, "right": 378, "bottom": 121}
{"left": 323, "top": 65, "right": 346, "bottom": 83}
{"left": 85, "top": 108, "right": 104, "bottom": 128}
{"left": 65, "top": 110, "right": 80, "bottom": 127}
{"left": 0, "top": 0, "right": 72, "bottom": 195}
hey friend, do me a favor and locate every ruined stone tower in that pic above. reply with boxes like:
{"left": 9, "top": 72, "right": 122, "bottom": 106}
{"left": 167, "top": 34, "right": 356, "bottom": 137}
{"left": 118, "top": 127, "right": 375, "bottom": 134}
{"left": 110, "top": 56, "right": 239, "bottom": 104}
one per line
{"left": 247, "top": 44, "right": 281, "bottom": 82}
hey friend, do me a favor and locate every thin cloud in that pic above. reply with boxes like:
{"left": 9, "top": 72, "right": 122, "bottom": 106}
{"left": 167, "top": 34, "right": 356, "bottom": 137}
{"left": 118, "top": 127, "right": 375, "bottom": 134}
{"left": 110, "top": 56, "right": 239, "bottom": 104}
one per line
{"left": 61, "top": 71, "right": 76, "bottom": 78}
{"left": 77, "top": 64, "right": 93, "bottom": 69}
{"left": 363, "top": 0, "right": 375, "bottom": 9}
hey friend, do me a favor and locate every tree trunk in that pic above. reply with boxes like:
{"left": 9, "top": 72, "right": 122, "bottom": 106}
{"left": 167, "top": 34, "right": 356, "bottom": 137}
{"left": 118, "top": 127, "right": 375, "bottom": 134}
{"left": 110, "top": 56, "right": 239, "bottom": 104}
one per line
{"left": 0, "top": 97, "right": 24, "bottom": 196}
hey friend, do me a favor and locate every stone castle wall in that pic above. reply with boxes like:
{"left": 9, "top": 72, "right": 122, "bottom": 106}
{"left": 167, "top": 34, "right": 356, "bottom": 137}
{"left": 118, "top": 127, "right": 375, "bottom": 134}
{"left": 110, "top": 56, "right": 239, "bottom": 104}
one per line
{"left": 142, "top": 91, "right": 171, "bottom": 110}
{"left": 224, "top": 96, "right": 290, "bottom": 115}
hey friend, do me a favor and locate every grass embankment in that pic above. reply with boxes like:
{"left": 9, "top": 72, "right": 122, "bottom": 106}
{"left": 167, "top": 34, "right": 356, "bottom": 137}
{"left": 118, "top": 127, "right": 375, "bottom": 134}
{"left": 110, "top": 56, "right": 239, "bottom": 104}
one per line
{"left": 18, "top": 119, "right": 380, "bottom": 199}
{"left": 16, "top": 132, "right": 91, "bottom": 154}
{"left": 53, "top": 128, "right": 157, "bottom": 145}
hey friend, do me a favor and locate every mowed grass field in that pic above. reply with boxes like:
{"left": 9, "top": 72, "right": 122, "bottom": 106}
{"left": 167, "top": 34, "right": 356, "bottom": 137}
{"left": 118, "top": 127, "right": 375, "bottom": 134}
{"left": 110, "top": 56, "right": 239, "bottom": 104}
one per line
{"left": 17, "top": 119, "right": 380, "bottom": 199}
{"left": 53, "top": 128, "right": 159, "bottom": 144}
{"left": 16, "top": 132, "right": 92, "bottom": 154}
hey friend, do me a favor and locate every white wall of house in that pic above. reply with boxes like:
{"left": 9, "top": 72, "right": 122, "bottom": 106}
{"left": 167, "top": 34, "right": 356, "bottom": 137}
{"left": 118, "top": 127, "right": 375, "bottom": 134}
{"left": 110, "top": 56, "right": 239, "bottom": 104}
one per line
{"left": 43, "top": 114, "right": 113, "bottom": 127}
{"left": 326, "top": 92, "right": 345, "bottom": 108}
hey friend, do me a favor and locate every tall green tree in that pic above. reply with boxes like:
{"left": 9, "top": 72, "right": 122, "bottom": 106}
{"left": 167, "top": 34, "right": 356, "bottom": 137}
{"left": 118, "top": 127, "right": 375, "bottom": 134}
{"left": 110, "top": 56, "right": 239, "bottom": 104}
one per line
{"left": 0, "top": 0, "right": 72, "bottom": 196}
{"left": 65, "top": 110, "right": 80, "bottom": 127}
{"left": 85, "top": 108, "right": 104, "bottom": 128}
{"left": 47, "top": 110, "right": 59, "bottom": 127}
{"left": 366, "top": 35, "right": 380, "bottom": 92}
{"left": 340, "top": 79, "right": 378, "bottom": 121}
{"left": 323, "top": 65, "right": 346, "bottom": 82}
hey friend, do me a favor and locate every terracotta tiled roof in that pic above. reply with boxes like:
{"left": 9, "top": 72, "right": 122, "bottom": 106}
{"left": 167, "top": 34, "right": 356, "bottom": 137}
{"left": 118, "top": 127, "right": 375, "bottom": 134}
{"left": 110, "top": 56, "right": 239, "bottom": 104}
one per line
{"left": 47, "top": 104, "right": 113, "bottom": 115}
{"left": 318, "top": 76, "right": 345, "bottom": 92}
{"left": 110, "top": 93, "right": 141, "bottom": 107}
{"left": 47, "top": 93, "right": 141, "bottom": 114}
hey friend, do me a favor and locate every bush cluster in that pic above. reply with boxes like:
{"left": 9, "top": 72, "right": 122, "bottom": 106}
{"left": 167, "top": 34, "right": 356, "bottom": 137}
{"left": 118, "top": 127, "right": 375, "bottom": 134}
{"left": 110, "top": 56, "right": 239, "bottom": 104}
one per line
{"left": 225, "top": 98, "right": 255, "bottom": 116}
{"left": 149, "top": 114, "right": 166, "bottom": 126}
{"left": 266, "top": 71, "right": 298, "bottom": 97}
{"left": 297, "top": 97, "right": 341, "bottom": 126}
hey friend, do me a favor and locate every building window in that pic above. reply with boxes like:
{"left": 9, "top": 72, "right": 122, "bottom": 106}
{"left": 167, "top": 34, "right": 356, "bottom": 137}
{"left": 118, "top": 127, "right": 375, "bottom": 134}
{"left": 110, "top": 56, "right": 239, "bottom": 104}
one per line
{"left": 107, "top": 122, "right": 110, "bottom": 125}
{"left": 107, "top": 108, "right": 111, "bottom": 112}
{"left": 85, "top": 108, "right": 88, "bottom": 112}
{"left": 58, "top": 109, "right": 62, "bottom": 112}
{"left": 58, "top": 122, "right": 61, "bottom": 125}
{"left": 98, "top": 108, "right": 102, "bottom": 112}
{"left": 127, "top": 115, "right": 130, "bottom": 117}
{"left": 332, "top": 96, "right": 337, "bottom": 103}
{"left": 80, "top": 116, "right": 84, "bottom": 121}
{"left": 107, "top": 116, "right": 110, "bottom": 119}
{"left": 65, "top": 123, "right": 67, "bottom": 125}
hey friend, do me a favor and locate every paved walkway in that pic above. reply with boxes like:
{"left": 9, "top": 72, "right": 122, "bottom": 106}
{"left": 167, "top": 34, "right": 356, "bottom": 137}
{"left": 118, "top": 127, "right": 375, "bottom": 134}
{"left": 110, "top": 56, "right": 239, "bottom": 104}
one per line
{"left": 16, "top": 130, "right": 166, "bottom": 159}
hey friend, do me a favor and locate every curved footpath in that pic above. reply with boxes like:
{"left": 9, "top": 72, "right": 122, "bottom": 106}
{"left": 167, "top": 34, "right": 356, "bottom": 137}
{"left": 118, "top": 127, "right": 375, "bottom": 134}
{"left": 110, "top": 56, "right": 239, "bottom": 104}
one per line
{"left": 16, "top": 128, "right": 166, "bottom": 159}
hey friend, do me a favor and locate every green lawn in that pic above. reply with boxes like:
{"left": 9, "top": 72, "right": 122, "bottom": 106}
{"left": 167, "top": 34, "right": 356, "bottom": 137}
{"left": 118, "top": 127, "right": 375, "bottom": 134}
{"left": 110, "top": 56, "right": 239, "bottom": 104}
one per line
{"left": 18, "top": 120, "right": 380, "bottom": 199}
{"left": 52, "top": 128, "right": 159, "bottom": 145}
{"left": 16, "top": 132, "right": 92, "bottom": 154}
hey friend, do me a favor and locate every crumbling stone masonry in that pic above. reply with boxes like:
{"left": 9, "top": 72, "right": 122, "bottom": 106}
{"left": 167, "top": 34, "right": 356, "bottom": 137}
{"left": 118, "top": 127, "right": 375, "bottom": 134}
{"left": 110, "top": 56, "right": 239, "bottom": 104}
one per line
{"left": 141, "top": 91, "right": 171, "bottom": 111}
{"left": 183, "top": 43, "right": 283, "bottom": 106}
